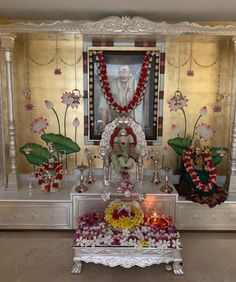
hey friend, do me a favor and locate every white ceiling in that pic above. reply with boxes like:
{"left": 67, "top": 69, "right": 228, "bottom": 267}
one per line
{"left": 0, "top": 0, "right": 236, "bottom": 22}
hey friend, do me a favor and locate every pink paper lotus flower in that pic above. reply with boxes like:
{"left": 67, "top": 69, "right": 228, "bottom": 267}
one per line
{"left": 199, "top": 106, "right": 207, "bottom": 116}
{"left": 54, "top": 67, "right": 62, "bottom": 75}
{"left": 24, "top": 103, "right": 34, "bottom": 111}
{"left": 45, "top": 100, "right": 53, "bottom": 109}
{"left": 171, "top": 124, "right": 180, "bottom": 136}
{"left": 31, "top": 117, "right": 48, "bottom": 133}
{"left": 195, "top": 123, "right": 215, "bottom": 141}
{"left": 168, "top": 91, "right": 188, "bottom": 112}
{"left": 61, "top": 91, "right": 80, "bottom": 108}
{"left": 73, "top": 117, "right": 80, "bottom": 127}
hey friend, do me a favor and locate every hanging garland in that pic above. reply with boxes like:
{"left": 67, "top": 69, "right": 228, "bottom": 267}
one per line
{"left": 183, "top": 148, "right": 216, "bottom": 193}
{"left": 94, "top": 50, "right": 155, "bottom": 113}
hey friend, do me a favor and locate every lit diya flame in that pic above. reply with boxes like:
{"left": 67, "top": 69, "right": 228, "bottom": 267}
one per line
{"left": 148, "top": 212, "right": 171, "bottom": 229}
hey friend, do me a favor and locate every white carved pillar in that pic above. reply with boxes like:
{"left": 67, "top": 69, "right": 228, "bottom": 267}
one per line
{"left": 228, "top": 37, "right": 236, "bottom": 193}
{"left": 0, "top": 34, "right": 20, "bottom": 191}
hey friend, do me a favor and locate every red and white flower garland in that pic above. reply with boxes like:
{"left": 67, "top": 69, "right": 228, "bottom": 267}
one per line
{"left": 94, "top": 50, "right": 155, "bottom": 113}
{"left": 35, "top": 161, "right": 64, "bottom": 192}
{"left": 183, "top": 148, "right": 216, "bottom": 192}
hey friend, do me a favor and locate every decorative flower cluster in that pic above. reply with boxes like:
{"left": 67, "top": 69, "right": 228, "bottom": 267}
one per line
{"left": 183, "top": 147, "right": 216, "bottom": 192}
{"left": 75, "top": 212, "right": 181, "bottom": 249}
{"left": 34, "top": 160, "right": 63, "bottom": 192}
{"left": 95, "top": 50, "right": 155, "bottom": 113}
{"left": 104, "top": 200, "right": 144, "bottom": 230}
{"left": 168, "top": 90, "right": 188, "bottom": 112}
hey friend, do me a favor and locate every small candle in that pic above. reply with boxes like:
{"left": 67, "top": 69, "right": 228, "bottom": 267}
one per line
{"left": 148, "top": 213, "right": 170, "bottom": 229}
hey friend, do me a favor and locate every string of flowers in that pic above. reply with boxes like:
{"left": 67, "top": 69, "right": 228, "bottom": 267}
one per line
{"left": 94, "top": 50, "right": 155, "bottom": 113}
{"left": 183, "top": 148, "right": 216, "bottom": 192}
{"left": 35, "top": 161, "right": 63, "bottom": 192}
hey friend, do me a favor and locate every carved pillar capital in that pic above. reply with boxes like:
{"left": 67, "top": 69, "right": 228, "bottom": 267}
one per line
{"left": 0, "top": 34, "right": 16, "bottom": 49}
{"left": 0, "top": 34, "right": 16, "bottom": 63}
{"left": 0, "top": 33, "right": 20, "bottom": 190}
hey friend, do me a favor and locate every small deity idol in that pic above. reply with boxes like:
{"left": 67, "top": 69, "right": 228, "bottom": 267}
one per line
{"left": 178, "top": 139, "right": 227, "bottom": 208}
{"left": 110, "top": 127, "right": 137, "bottom": 178}
{"left": 191, "top": 140, "right": 205, "bottom": 170}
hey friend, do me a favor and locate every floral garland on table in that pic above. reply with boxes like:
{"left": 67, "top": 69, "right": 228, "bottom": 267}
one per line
{"left": 75, "top": 212, "right": 181, "bottom": 249}
{"left": 183, "top": 148, "right": 216, "bottom": 193}
{"left": 105, "top": 200, "right": 144, "bottom": 230}
{"left": 35, "top": 161, "right": 64, "bottom": 192}
{"left": 94, "top": 50, "right": 155, "bottom": 113}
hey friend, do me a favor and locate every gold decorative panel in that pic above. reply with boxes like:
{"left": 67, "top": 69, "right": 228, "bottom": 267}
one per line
{"left": 12, "top": 34, "right": 232, "bottom": 174}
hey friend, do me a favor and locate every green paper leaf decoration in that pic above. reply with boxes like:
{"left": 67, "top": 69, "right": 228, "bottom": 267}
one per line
{"left": 41, "top": 133, "right": 80, "bottom": 154}
{"left": 168, "top": 137, "right": 192, "bottom": 156}
{"left": 210, "top": 147, "right": 228, "bottom": 166}
{"left": 19, "top": 143, "right": 52, "bottom": 166}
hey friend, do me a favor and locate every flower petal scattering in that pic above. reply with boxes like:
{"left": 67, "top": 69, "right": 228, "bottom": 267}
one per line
{"left": 31, "top": 117, "right": 48, "bottom": 133}
{"left": 168, "top": 91, "right": 188, "bottom": 112}
{"left": 75, "top": 212, "right": 181, "bottom": 249}
{"left": 195, "top": 123, "right": 215, "bottom": 141}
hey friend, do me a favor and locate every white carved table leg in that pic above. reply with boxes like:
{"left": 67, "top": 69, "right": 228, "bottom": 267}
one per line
{"left": 173, "top": 261, "right": 184, "bottom": 275}
{"left": 71, "top": 259, "right": 82, "bottom": 274}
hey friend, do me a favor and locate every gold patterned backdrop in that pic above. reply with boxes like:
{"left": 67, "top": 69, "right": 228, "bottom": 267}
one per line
{"left": 13, "top": 34, "right": 233, "bottom": 174}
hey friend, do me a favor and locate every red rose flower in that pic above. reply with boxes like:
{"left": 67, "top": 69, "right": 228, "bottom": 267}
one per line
{"left": 53, "top": 183, "right": 59, "bottom": 188}
{"left": 45, "top": 184, "right": 50, "bottom": 192}
{"left": 38, "top": 179, "right": 45, "bottom": 185}
{"left": 55, "top": 173, "right": 63, "bottom": 180}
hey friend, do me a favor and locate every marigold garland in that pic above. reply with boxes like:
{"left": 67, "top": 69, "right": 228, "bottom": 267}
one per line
{"left": 183, "top": 148, "right": 216, "bottom": 192}
{"left": 94, "top": 50, "right": 155, "bottom": 113}
{"left": 105, "top": 200, "right": 144, "bottom": 230}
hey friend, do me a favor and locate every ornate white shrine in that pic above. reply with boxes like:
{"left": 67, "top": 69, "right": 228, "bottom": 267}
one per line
{"left": 0, "top": 17, "right": 236, "bottom": 231}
